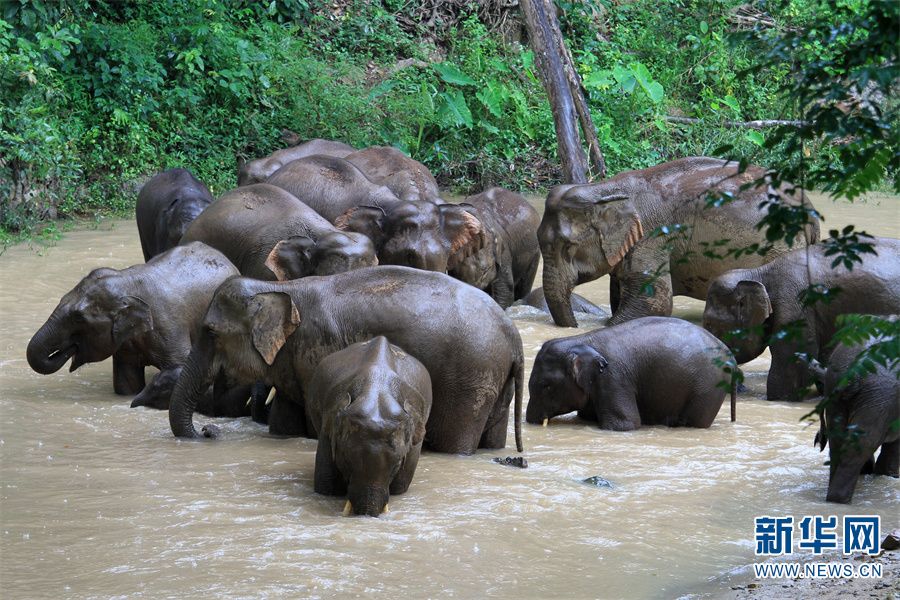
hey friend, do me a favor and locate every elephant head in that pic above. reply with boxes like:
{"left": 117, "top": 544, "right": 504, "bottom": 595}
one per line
{"left": 157, "top": 194, "right": 211, "bottom": 254}
{"left": 27, "top": 268, "right": 154, "bottom": 375}
{"left": 336, "top": 201, "right": 486, "bottom": 273}
{"left": 539, "top": 184, "right": 643, "bottom": 327}
{"left": 702, "top": 276, "right": 772, "bottom": 363}
{"left": 525, "top": 342, "right": 607, "bottom": 424}
{"left": 169, "top": 279, "right": 300, "bottom": 438}
{"left": 328, "top": 388, "right": 427, "bottom": 517}
{"left": 264, "top": 232, "right": 378, "bottom": 280}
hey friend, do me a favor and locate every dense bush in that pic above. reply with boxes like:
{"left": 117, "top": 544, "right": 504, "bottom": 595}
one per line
{"left": 0, "top": 0, "right": 840, "bottom": 239}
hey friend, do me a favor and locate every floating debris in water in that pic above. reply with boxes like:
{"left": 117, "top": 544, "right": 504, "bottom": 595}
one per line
{"left": 493, "top": 456, "right": 528, "bottom": 468}
{"left": 581, "top": 476, "right": 613, "bottom": 488}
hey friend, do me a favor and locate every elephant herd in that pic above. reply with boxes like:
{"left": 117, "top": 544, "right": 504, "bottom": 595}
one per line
{"left": 26, "top": 141, "right": 899, "bottom": 513}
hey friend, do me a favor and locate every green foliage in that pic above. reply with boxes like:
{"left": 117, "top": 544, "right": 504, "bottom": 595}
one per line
{"left": 0, "top": 0, "right": 866, "bottom": 237}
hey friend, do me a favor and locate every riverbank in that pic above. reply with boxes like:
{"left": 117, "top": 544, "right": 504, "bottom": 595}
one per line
{"left": 698, "top": 545, "right": 899, "bottom": 599}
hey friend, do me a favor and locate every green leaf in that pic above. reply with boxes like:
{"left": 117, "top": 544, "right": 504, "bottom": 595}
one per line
{"left": 437, "top": 90, "right": 473, "bottom": 128}
{"left": 433, "top": 63, "right": 477, "bottom": 86}
{"left": 583, "top": 69, "right": 614, "bottom": 90}
{"left": 476, "top": 81, "right": 505, "bottom": 118}
{"left": 612, "top": 64, "right": 636, "bottom": 93}
{"left": 630, "top": 62, "right": 664, "bottom": 103}
{"left": 700, "top": 20, "right": 708, "bottom": 34}
{"left": 746, "top": 130, "right": 765, "bottom": 146}
{"left": 721, "top": 94, "right": 741, "bottom": 114}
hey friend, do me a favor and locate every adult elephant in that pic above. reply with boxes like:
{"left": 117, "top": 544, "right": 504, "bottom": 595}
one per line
{"left": 26, "top": 243, "right": 248, "bottom": 415}
{"left": 539, "top": 157, "right": 820, "bottom": 327}
{"left": 810, "top": 323, "right": 899, "bottom": 504}
{"left": 237, "top": 138, "right": 355, "bottom": 186}
{"left": 264, "top": 154, "right": 400, "bottom": 223}
{"left": 179, "top": 184, "right": 377, "bottom": 281}
{"left": 526, "top": 317, "right": 735, "bottom": 430}
{"left": 168, "top": 266, "right": 524, "bottom": 455}
{"left": 135, "top": 169, "right": 214, "bottom": 261}
{"left": 448, "top": 188, "right": 541, "bottom": 307}
{"left": 344, "top": 146, "right": 441, "bottom": 202}
{"left": 703, "top": 237, "right": 900, "bottom": 401}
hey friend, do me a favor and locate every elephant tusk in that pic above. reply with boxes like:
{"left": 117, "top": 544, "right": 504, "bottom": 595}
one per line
{"left": 245, "top": 395, "right": 253, "bottom": 408}
{"left": 342, "top": 500, "right": 352, "bottom": 516}
{"left": 382, "top": 504, "right": 389, "bottom": 515}
{"left": 265, "top": 387, "right": 277, "bottom": 406}
{"left": 542, "top": 418, "right": 548, "bottom": 428}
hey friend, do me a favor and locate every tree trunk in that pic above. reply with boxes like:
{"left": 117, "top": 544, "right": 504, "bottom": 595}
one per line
{"left": 543, "top": 3, "right": 607, "bottom": 179}
{"left": 520, "top": 0, "right": 590, "bottom": 184}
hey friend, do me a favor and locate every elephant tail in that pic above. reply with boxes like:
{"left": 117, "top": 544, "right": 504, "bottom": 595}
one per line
{"left": 730, "top": 377, "right": 737, "bottom": 423}
{"left": 514, "top": 357, "right": 524, "bottom": 453}
{"left": 814, "top": 410, "right": 828, "bottom": 451}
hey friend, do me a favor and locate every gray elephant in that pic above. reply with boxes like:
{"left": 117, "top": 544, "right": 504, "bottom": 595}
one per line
{"left": 135, "top": 169, "right": 213, "bottom": 261}
{"left": 26, "top": 243, "right": 248, "bottom": 414}
{"left": 344, "top": 146, "right": 441, "bottom": 202}
{"left": 526, "top": 317, "right": 735, "bottom": 430}
{"left": 515, "top": 287, "right": 610, "bottom": 320}
{"left": 539, "top": 157, "right": 820, "bottom": 327}
{"left": 703, "top": 237, "right": 900, "bottom": 401}
{"left": 335, "top": 200, "right": 486, "bottom": 274}
{"left": 237, "top": 138, "right": 355, "bottom": 186}
{"left": 264, "top": 154, "right": 401, "bottom": 223}
{"left": 168, "top": 266, "right": 524, "bottom": 455}
{"left": 307, "top": 336, "right": 432, "bottom": 517}
{"left": 447, "top": 188, "right": 541, "bottom": 307}
{"left": 809, "top": 323, "right": 899, "bottom": 503}
{"left": 179, "top": 183, "right": 377, "bottom": 280}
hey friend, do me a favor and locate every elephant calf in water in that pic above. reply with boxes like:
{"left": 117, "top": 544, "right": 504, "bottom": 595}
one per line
{"left": 809, "top": 322, "right": 899, "bottom": 504}
{"left": 526, "top": 317, "right": 736, "bottom": 430}
{"left": 307, "top": 337, "right": 432, "bottom": 517}
{"left": 25, "top": 243, "right": 249, "bottom": 415}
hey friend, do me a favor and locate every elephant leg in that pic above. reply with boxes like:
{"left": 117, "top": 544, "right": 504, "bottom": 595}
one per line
{"left": 826, "top": 424, "right": 883, "bottom": 503}
{"left": 608, "top": 249, "right": 673, "bottom": 325}
{"left": 249, "top": 382, "right": 269, "bottom": 425}
{"left": 514, "top": 257, "right": 539, "bottom": 301}
{"left": 268, "top": 397, "right": 307, "bottom": 437}
{"left": 766, "top": 342, "right": 813, "bottom": 401}
{"left": 478, "top": 376, "right": 515, "bottom": 450}
{"left": 593, "top": 382, "right": 641, "bottom": 431}
{"left": 859, "top": 456, "right": 875, "bottom": 474}
{"left": 577, "top": 402, "right": 598, "bottom": 422}
{"left": 490, "top": 262, "right": 516, "bottom": 309}
{"left": 609, "top": 274, "right": 621, "bottom": 314}
{"left": 112, "top": 349, "right": 145, "bottom": 395}
{"left": 209, "top": 383, "right": 253, "bottom": 418}
{"left": 131, "top": 367, "right": 181, "bottom": 410}
{"left": 314, "top": 434, "right": 347, "bottom": 496}
{"left": 874, "top": 439, "right": 900, "bottom": 477}
{"left": 390, "top": 442, "right": 422, "bottom": 495}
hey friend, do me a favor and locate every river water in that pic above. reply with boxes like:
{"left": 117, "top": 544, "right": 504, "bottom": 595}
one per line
{"left": 1, "top": 193, "right": 897, "bottom": 598}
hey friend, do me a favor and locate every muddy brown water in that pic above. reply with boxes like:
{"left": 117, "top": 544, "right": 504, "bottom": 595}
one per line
{"left": 1, "top": 193, "right": 897, "bottom": 598}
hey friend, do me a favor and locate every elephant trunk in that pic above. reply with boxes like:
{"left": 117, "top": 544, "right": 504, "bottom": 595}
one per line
{"left": 169, "top": 334, "right": 215, "bottom": 439}
{"left": 347, "top": 482, "right": 389, "bottom": 517}
{"left": 542, "top": 257, "right": 578, "bottom": 328}
{"left": 514, "top": 359, "right": 524, "bottom": 453}
{"left": 26, "top": 315, "right": 75, "bottom": 374}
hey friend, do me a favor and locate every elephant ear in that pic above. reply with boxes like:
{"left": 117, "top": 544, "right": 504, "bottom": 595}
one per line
{"left": 562, "top": 187, "right": 643, "bottom": 268}
{"left": 567, "top": 344, "right": 608, "bottom": 392}
{"left": 441, "top": 203, "right": 485, "bottom": 261}
{"left": 265, "top": 236, "right": 316, "bottom": 281}
{"left": 334, "top": 206, "right": 385, "bottom": 246}
{"left": 112, "top": 296, "right": 154, "bottom": 348}
{"left": 400, "top": 393, "right": 428, "bottom": 447}
{"left": 735, "top": 280, "right": 772, "bottom": 326}
{"left": 249, "top": 291, "right": 301, "bottom": 366}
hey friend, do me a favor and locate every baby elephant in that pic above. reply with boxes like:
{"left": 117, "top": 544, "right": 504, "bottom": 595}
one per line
{"left": 810, "top": 322, "right": 899, "bottom": 504}
{"left": 526, "top": 317, "right": 735, "bottom": 430}
{"left": 306, "top": 337, "right": 433, "bottom": 517}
